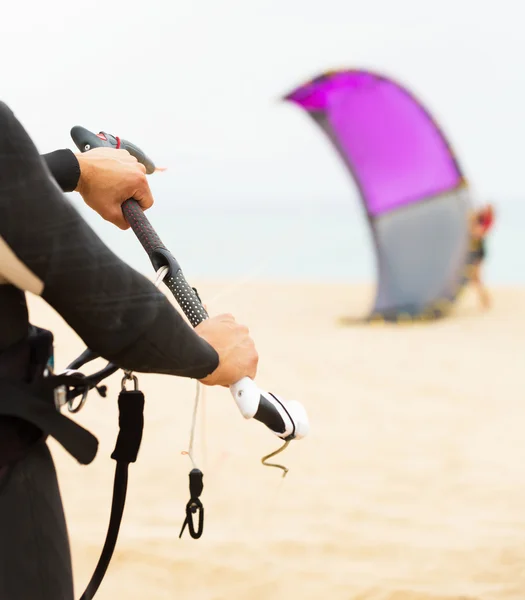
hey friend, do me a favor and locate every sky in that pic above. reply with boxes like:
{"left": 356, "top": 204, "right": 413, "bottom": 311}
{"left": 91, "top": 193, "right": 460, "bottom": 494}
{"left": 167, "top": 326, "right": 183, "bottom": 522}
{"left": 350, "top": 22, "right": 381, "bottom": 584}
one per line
{"left": 1, "top": 0, "right": 523, "bottom": 208}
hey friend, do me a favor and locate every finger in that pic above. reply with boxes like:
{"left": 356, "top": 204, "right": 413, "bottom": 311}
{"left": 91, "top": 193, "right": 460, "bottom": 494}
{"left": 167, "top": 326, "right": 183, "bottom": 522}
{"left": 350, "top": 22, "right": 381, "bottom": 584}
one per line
{"left": 132, "top": 176, "right": 154, "bottom": 210}
{"left": 114, "top": 209, "right": 131, "bottom": 230}
{"left": 248, "top": 352, "right": 259, "bottom": 379}
{"left": 105, "top": 209, "right": 130, "bottom": 231}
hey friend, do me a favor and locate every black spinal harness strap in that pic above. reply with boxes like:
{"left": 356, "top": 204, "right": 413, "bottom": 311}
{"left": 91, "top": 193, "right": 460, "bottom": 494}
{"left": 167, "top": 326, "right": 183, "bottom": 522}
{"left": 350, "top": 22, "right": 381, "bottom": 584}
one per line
{"left": 79, "top": 374, "right": 145, "bottom": 600}
{"left": 0, "top": 326, "right": 149, "bottom": 600}
{"left": 0, "top": 377, "right": 99, "bottom": 465}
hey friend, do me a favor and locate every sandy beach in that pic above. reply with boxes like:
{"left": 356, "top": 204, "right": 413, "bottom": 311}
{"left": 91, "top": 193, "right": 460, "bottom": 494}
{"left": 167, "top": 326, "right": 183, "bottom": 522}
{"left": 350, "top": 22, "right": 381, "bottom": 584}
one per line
{"left": 27, "top": 281, "right": 525, "bottom": 600}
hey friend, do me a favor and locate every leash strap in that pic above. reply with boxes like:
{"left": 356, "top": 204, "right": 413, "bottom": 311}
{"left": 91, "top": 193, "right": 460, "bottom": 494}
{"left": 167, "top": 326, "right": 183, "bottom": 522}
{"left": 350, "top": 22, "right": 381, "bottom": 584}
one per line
{"left": 79, "top": 376, "right": 145, "bottom": 600}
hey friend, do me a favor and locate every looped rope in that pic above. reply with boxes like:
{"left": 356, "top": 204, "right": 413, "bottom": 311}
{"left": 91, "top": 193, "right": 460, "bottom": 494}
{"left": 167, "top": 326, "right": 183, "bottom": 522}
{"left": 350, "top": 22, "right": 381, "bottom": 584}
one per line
{"left": 261, "top": 440, "right": 291, "bottom": 478}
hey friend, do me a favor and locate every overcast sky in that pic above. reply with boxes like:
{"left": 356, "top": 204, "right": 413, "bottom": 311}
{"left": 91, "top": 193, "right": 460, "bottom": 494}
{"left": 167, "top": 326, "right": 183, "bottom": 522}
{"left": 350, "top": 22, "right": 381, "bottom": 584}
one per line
{"left": 1, "top": 0, "right": 522, "bottom": 208}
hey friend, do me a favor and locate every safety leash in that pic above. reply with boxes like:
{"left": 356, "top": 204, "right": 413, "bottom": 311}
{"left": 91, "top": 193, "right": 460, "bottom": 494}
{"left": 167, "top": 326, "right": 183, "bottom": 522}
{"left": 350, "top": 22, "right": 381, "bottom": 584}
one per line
{"left": 79, "top": 373, "right": 145, "bottom": 600}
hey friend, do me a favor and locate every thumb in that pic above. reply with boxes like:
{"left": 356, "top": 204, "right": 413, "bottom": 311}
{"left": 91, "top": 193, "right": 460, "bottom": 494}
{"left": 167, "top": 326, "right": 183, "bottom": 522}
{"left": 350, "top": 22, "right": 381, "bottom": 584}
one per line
{"left": 131, "top": 182, "right": 154, "bottom": 211}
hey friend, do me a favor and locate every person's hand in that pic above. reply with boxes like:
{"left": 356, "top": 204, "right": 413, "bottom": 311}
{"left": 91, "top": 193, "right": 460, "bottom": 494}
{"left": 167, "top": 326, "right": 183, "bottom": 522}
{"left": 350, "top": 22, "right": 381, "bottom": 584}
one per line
{"left": 75, "top": 147, "right": 154, "bottom": 230}
{"left": 195, "top": 314, "right": 259, "bottom": 387}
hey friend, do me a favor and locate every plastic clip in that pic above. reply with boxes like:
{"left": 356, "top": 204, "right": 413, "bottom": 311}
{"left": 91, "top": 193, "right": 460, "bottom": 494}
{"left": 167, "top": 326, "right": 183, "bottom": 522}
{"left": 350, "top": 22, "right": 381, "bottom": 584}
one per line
{"left": 179, "top": 468, "right": 204, "bottom": 539}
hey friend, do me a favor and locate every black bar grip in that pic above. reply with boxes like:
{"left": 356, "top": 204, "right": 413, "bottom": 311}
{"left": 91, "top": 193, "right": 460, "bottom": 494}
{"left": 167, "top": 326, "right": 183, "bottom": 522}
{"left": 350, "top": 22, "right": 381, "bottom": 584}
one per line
{"left": 162, "top": 268, "right": 208, "bottom": 327}
{"left": 121, "top": 199, "right": 167, "bottom": 258}
{"left": 122, "top": 200, "right": 208, "bottom": 325}
{"left": 121, "top": 200, "right": 208, "bottom": 325}
{"left": 71, "top": 127, "right": 209, "bottom": 327}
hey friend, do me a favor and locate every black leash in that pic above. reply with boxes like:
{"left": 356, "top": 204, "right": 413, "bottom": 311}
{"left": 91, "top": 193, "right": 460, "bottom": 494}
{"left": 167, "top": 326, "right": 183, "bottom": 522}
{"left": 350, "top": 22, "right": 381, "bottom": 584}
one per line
{"left": 79, "top": 373, "right": 145, "bottom": 600}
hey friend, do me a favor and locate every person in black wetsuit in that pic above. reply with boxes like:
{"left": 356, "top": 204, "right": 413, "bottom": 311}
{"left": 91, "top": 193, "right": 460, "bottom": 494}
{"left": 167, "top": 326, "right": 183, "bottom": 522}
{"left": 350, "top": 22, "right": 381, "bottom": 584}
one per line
{"left": 0, "top": 101, "right": 258, "bottom": 600}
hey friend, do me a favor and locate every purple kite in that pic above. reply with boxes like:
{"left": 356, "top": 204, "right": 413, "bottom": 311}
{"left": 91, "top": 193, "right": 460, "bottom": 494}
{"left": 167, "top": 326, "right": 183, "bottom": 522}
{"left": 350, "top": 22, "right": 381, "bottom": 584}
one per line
{"left": 285, "top": 69, "right": 473, "bottom": 322}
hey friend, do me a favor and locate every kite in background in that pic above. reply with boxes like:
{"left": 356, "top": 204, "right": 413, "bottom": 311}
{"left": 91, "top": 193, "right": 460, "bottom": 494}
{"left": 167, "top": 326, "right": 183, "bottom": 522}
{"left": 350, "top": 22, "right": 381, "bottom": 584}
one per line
{"left": 285, "top": 69, "right": 478, "bottom": 323}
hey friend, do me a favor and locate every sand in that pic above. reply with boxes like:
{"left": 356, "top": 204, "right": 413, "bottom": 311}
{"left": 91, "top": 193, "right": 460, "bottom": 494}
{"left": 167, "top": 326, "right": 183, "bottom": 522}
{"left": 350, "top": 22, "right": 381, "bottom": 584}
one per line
{"left": 26, "top": 281, "right": 525, "bottom": 600}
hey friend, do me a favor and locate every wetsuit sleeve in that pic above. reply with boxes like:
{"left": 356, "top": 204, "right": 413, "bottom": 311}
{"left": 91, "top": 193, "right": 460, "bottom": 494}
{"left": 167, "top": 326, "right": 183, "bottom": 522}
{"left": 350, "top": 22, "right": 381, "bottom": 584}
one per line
{"left": 0, "top": 101, "right": 219, "bottom": 379}
{"left": 41, "top": 149, "right": 81, "bottom": 193}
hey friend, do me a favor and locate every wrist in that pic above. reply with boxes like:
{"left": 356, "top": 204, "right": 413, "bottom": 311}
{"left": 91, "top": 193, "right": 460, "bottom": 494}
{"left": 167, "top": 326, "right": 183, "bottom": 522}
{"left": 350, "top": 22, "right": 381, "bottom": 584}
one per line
{"left": 74, "top": 153, "right": 88, "bottom": 195}
{"left": 42, "top": 149, "right": 81, "bottom": 193}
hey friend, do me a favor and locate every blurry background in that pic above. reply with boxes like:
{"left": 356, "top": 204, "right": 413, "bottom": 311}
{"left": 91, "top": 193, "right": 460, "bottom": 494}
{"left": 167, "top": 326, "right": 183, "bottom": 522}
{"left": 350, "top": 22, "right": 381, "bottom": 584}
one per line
{"left": 4, "top": 3, "right": 525, "bottom": 600}
{"left": 2, "top": 0, "right": 522, "bottom": 285}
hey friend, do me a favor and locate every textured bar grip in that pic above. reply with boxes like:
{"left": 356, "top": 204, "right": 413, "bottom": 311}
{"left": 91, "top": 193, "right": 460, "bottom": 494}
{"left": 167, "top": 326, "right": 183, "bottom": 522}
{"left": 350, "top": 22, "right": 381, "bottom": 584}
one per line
{"left": 122, "top": 199, "right": 166, "bottom": 257}
{"left": 163, "top": 269, "right": 208, "bottom": 327}
{"left": 121, "top": 200, "right": 208, "bottom": 325}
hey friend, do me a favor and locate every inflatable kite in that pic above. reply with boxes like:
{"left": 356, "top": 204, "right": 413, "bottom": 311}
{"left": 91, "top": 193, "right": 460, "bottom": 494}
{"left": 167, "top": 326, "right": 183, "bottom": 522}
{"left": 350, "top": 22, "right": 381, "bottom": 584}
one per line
{"left": 284, "top": 70, "right": 474, "bottom": 322}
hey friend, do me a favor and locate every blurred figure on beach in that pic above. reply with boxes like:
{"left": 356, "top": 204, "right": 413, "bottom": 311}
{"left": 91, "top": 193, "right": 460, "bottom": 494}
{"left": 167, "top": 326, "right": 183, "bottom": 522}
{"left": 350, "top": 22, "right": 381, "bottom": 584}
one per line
{"left": 469, "top": 202, "right": 495, "bottom": 309}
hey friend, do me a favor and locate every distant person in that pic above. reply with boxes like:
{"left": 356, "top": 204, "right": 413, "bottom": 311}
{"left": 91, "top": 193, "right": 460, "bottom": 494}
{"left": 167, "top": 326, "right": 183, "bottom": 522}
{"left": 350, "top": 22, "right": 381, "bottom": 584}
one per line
{"left": 469, "top": 202, "right": 495, "bottom": 309}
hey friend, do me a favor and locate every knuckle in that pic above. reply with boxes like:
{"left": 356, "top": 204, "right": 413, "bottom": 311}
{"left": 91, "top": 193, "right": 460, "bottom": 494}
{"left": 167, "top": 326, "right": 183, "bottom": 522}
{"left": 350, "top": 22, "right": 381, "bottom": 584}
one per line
{"left": 134, "top": 172, "right": 149, "bottom": 189}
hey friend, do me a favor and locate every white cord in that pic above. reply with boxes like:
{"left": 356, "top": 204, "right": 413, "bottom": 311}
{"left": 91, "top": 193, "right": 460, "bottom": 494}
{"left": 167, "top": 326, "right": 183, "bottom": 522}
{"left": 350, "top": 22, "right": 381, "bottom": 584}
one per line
{"left": 187, "top": 380, "right": 201, "bottom": 469}
{"left": 154, "top": 265, "right": 169, "bottom": 288}
{"left": 154, "top": 265, "right": 201, "bottom": 470}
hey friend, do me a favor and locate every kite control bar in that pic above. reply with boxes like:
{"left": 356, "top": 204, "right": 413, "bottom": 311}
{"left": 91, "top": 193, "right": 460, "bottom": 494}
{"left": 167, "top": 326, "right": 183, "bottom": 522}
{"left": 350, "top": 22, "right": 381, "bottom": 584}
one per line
{"left": 70, "top": 126, "right": 309, "bottom": 443}
{"left": 72, "top": 127, "right": 157, "bottom": 175}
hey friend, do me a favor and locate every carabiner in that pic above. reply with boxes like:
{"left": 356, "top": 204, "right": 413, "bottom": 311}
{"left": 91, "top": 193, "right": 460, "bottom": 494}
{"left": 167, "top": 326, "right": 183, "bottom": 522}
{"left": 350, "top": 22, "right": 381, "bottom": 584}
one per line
{"left": 179, "top": 498, "right": 204, "bottom": 539}
{"left": 121, "top": 371, "right": 139, "bottom": 391}
{"left": 179, "top": 468, "right": 205, "bottom": 539}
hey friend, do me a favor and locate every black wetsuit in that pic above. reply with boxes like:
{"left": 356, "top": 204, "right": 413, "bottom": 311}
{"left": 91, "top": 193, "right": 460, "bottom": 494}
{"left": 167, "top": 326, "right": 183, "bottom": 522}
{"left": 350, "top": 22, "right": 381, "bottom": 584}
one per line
{"left": 0, "top": 101, "right": 218, "bottom": 600}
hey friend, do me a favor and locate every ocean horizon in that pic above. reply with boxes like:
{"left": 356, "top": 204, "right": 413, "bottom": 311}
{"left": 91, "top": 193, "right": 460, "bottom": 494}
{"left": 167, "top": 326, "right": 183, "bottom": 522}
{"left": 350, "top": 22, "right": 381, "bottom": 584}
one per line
{"left": 73, "top": 195, "right": 523, "bottom": 288}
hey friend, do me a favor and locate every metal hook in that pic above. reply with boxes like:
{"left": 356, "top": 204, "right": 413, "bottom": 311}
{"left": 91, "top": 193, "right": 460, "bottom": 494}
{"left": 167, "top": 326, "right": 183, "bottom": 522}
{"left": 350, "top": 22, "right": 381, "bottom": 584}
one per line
{"left": 67, "top": 385, "right": 90, "bottom": 413}
{"left": 55, "top": 368, "right": 89, "bottom": 414}
{"left": 121, "top": 371, "right": 139, "bottom": 391}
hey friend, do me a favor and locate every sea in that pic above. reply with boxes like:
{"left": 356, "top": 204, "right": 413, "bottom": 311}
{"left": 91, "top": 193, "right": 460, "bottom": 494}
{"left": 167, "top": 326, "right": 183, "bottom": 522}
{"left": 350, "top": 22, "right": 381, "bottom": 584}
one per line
{"left": 74, "top": 195, "right": 524, "bottom": 287}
